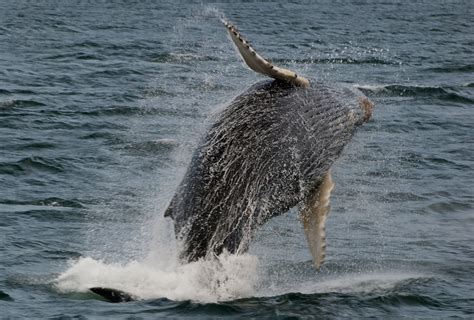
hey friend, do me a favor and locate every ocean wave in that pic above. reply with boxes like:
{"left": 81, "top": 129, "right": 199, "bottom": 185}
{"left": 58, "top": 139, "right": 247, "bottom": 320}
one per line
{"left": 40, "top": 52, "right": 106, "bottom": 61}
{"left": 356, "top": 84, "right": 473, "bottom": 103}
{"left": 11, "top": 142, "right": 56, "bottom": 151}
{"left": 92, "top": 286, "right": 440, "bottom": 317}
{"left": 79, "top": 132, "right": 125, "bottom": 145}
{"left": 70, "top": 40, "right": 102, "bottom": 48}
{"left": 380, "top": 192, "right": 427, "bottom": 203}
{"left": 87, "top": 68, "right": 145, "bottom": 77}
{"left": 368, "top": 292, "right": 442, "bottom": 308}
{"left": 0, "top": 197, "right": 84, "bottom": 208}
{"left": 0, "top": 157, "right": 64, "bottom": 176}
{"left": 2, "top": 89, "right": 38, "bottom": 95}
{"left": 76, "top": 104, "right": 189, "bottom": 118}
{"left": 0, "top": 99, "right": 46, "bottom": 109}
{"left": 149, "top": 52, "right": 219, "bottom": 64}
{"left": 427, "top": 64, "right": 474, "bottom": 73}
{"left": 78, "top": 105, "right": 145, "bottom": 116}
{"left": 272, "top": 56, "right": 397, "bottom": 65}
{"left": 426, "top": 201, "right": 472, "bottom": 214}
{"left": 43, "top": 250, "right": 83, "bottom": 261}
{"left": 11, "top": 209, "right": 84, "bottom": 223}
{"left": 123, "top": 139, "right": 179, "bottom": 156}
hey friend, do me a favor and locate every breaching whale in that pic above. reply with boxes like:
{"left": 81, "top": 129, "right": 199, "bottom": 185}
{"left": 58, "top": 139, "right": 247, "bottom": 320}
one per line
{"left": 165, "top": 20, "right": 373, "bottom": 266}
{"left": 90, "top": 20, "right": 373, "bottom": 302}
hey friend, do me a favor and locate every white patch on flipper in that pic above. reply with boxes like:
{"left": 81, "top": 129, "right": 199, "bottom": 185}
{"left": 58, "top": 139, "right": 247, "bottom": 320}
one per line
{"left": 222, "top": 20, "right": 310, "bottom": 88}
{"left": 299, "top": 171, "right": 334, "bottom": 269}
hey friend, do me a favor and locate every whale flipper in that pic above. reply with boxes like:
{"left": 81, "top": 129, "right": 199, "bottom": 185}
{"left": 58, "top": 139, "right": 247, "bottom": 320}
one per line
{"left": 300, "top": 171, "right": 334, "bottom": 269}
{"left": 222, "top": 20, "right": 310, "bottom": 88}
{"left": 89, "top": 287, "right": 135, "bottom": 303}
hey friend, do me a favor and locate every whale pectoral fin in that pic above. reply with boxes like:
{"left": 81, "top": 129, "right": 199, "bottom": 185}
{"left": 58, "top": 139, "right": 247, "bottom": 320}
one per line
{"left": 299, "top": 171, "right": 334, "bottom": 269}
{"left": 222, "top": 20, "right": 310, "bottom": 88}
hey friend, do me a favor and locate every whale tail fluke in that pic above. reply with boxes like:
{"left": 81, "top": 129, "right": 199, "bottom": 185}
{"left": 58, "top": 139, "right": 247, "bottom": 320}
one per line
{"left": 300, "top": 171, "right": 334, "bottom": 269}
{"left": 222, "top": 19, "right": 310, "bottom": 88}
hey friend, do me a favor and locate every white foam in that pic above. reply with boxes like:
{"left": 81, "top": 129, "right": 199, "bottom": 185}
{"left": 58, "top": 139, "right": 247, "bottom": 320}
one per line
{"left": 56, "top": 252, "right": 430, "bottom": 303}
{"left": 260, "top": 270, "right": 429, "bottom": 298}
{"left": 304, "top": 271, "right": 426, "bottom": 294}
{"left": 55, "top": 253, "right": 258, "bottom": 303}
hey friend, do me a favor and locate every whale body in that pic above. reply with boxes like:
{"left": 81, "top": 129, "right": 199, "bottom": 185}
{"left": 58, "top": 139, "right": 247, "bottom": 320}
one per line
{"left": 165, "top": 79, "right": 372, "bottom": 263}
{"left": 163, "top": 20, "right": 374, "bottom": 267}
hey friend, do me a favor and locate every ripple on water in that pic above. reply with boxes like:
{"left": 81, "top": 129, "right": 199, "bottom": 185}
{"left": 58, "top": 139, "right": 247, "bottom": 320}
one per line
{"left": 0, "top": 197, "right": 84, "bottom": 209}
{"left": 11, "top": 142, "right": 57, "bottom": 151}
{"left": 122, "top": 139, "right": 179, "bottom": 157}
{"left": 357, "top": 84, "right": 473, "bottom": 104}
{"left": 426, "top": 201, "right": 472, "bottom": 214}
{"left": 148, "top": 52, "right": 219, "bottom": 64}
{"left": 272, "top": 56, "right": 397, "bottom": 66}
{"left": 427, "top": 64, "right": 474, "bottom": 74}
{"left": 0, "top": 99, "right": 46, "bottom": 109}
{"left": 0, "top": 157, "right": 64, "bottom": 176}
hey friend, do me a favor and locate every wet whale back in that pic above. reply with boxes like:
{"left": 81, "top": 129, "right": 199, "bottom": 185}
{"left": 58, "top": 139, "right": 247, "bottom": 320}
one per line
{"left": 165, "top": 80, "right": 365, "bottom": 262}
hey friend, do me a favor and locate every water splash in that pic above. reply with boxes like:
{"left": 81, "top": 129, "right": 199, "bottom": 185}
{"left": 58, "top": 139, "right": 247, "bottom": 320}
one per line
{"left": 299, "top": 272, "right": 429, "bottom": 295}
{"left": 55, "top": 253, "right": 258, "bottom": 303}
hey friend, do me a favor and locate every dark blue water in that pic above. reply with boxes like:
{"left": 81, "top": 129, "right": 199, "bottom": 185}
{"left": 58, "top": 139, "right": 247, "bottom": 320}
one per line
{"left": 1, "top": 1, "right": 473, "bottom": 318}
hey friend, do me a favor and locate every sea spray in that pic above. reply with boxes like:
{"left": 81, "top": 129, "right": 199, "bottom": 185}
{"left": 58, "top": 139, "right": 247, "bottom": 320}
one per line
{"left": 56, "top": 253, "right": 258, "bottom": 302}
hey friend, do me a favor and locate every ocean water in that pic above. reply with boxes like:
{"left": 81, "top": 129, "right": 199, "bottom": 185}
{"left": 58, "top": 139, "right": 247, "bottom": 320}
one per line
{"left": 1, "top": 1, "right": 473, "bottom": 318}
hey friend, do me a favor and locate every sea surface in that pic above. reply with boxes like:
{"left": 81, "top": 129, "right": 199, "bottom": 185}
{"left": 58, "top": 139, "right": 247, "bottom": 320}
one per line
{"left": 1, "top": 1, "right": 473, "bottom": 318}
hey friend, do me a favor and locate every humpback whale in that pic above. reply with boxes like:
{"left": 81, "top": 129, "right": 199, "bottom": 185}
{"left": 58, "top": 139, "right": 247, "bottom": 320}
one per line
{"left": 90, "top": 20, "right": 373, "bottom": 302}
{"left": 165, "top": 20, "right": 374, "bottom": 266}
